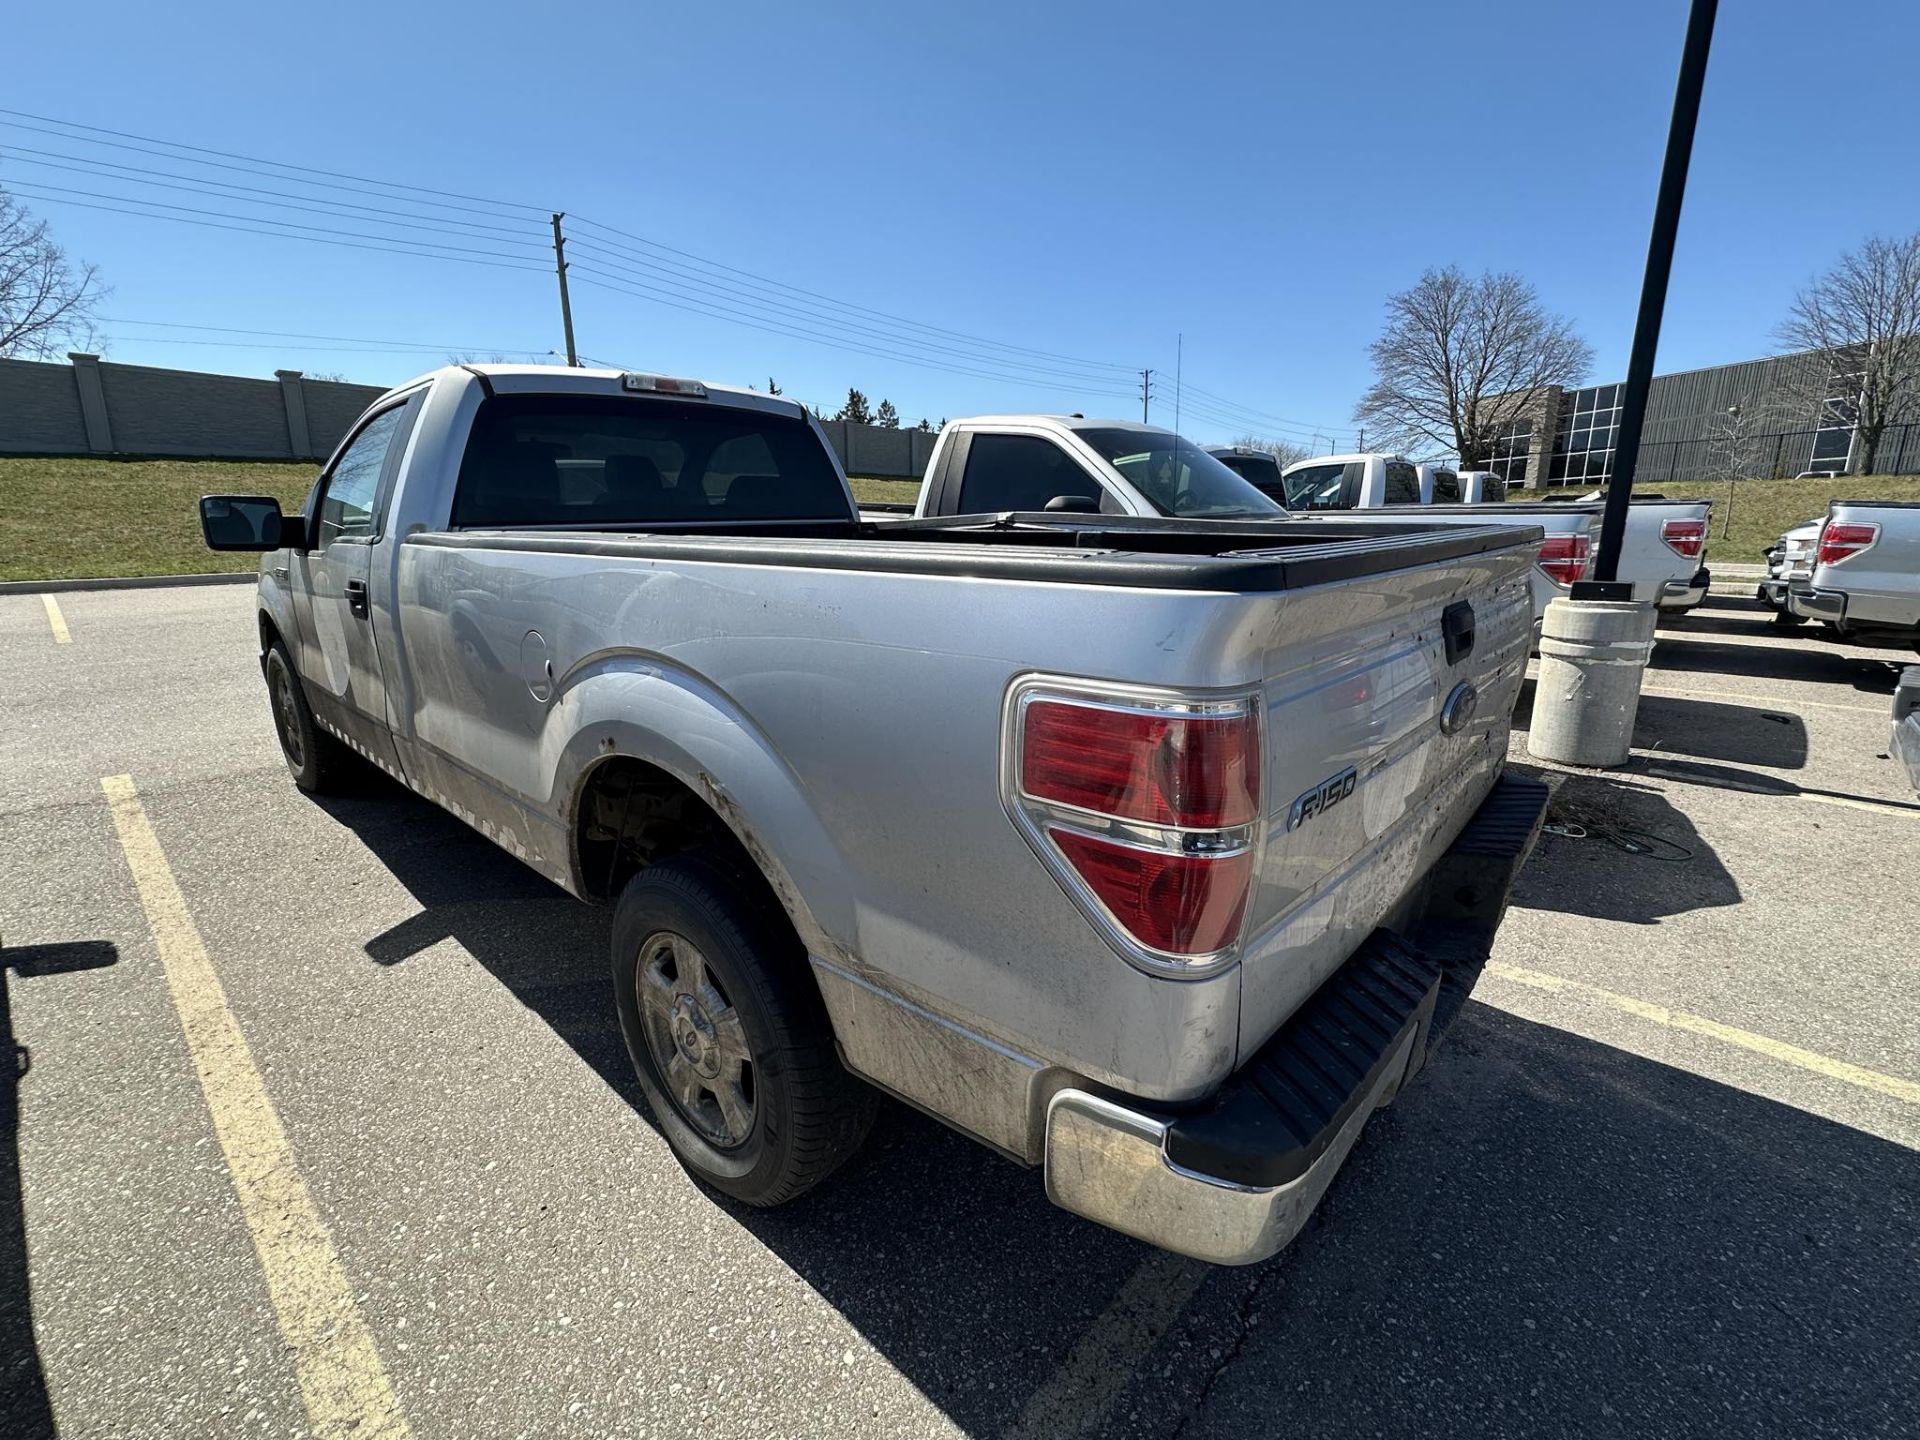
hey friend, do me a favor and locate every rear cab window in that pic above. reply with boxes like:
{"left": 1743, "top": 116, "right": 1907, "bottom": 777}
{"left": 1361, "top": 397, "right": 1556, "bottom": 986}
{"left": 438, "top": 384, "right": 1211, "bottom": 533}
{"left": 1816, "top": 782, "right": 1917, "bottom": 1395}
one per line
{"left": 1383, "top": 462, "right": 1422, "bottom": 505}
{"left": 450, "top": 394, "right": 851, "bottom": 528}
{"left": 1431, "top": 469, "right": 1461, "bottom": 503}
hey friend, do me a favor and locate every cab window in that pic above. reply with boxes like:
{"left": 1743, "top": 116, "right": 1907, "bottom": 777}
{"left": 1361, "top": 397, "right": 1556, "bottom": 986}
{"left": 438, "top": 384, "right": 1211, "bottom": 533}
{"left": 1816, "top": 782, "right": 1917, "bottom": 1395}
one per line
{"left": 956, "top": 434, "right": 1105, "bottom": 513}
{"left": 1383, "top": 462, "right": 1422, "bottom": 505}
{"left": 317, "top": 405, "right": 407, "bottom": 547}
{"left": 1432, "top": 469, "right": 1461, "bottom": 503}
{"left": 1283, "top": 462, "right": 1350, "bottom": 510}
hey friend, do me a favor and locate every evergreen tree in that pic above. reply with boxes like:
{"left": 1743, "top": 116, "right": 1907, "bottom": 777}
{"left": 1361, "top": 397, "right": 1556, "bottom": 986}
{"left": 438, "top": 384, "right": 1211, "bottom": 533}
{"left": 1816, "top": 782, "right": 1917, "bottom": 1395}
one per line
{"left": 767, "top": 377, "right": 782, "bottom": 395}
{"left": 875, "top": 399, "right": 900, "bottom": 428}
{"left": 837, "top": 388, "right": 872, "bottom": 424}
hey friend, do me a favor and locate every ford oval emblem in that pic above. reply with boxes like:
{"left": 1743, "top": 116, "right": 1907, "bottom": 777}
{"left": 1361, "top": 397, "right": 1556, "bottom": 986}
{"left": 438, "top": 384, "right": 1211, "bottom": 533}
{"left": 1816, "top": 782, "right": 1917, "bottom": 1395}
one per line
{"left": 1440, "top": 681, "right": 1479, "bottom": 735}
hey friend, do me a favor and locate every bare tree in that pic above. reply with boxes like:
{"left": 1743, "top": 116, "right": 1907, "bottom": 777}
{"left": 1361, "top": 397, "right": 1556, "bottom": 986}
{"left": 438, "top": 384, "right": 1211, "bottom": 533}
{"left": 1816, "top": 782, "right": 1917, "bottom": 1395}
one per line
{"left": 0, "top": 188, "right": 107, "bottom": 358}
{"left": 1230, "top": 433, "right": 1313, "bottom": 467}
{"left": 1778, "top": 233, "right": 1920, "bottom": 475}
{"left": 1355, "top": 266, "right": 1591, "bottom": 467}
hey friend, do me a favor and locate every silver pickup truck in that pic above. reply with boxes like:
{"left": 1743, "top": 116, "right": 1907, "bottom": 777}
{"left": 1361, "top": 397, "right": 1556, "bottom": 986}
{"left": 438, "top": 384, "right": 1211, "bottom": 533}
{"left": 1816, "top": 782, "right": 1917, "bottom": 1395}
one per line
{"left": 200, "top": 366, "right": 1549, "bottom": 1265}
{"left": 1787, "top": 500, "right": 1920, "bottom": 648}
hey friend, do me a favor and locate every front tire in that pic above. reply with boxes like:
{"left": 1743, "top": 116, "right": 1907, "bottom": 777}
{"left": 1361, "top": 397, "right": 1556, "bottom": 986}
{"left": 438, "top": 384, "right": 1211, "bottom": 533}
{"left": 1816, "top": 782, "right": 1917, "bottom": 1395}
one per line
{"left": 612, "top": 851, "right": 875, "bottom": 1206}
{"left": 264, "top": 640, "right": 352, "bottom": 794}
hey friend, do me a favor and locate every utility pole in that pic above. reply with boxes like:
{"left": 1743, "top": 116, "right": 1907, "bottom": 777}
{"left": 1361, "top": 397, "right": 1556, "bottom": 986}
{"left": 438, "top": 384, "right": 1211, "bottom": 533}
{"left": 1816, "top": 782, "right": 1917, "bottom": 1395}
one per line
{"left": 551, "top": 212, "right": 579, "bottom": 367}
{"left": 1140, "top": 368, "right": 1154, "bottom": 423}
{"left": 1357, "top": 427, "right": 1366, "bottom": 451}
{"left": 1173, "top": 334, "right": 1183, "bottom": 438}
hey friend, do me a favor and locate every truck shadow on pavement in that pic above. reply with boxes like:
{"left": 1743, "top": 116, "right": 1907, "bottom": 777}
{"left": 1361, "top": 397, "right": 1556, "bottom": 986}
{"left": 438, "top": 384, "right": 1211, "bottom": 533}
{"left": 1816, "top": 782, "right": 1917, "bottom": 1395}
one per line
{"left": 1, "top": 940, "right": 119, "bottom": 1440}
{"left": 312, "top": 780, "right": 1920, "bottom": 1438}
{"left": 1509, "top": 772, "right": 1739, "bottom": 925}
{"left": 1174, "top": 1000, "right": 1920, "bottom": 1440}
{"left": 1651, "top": 635, "right": 1906, "bottom": 694}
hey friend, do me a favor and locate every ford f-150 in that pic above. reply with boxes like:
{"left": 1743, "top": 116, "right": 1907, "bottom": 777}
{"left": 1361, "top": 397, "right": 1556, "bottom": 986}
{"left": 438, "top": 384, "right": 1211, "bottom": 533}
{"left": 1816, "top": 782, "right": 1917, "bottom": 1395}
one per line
{"left": 200, "top": 366, "right": 1549, "bottom": 1265}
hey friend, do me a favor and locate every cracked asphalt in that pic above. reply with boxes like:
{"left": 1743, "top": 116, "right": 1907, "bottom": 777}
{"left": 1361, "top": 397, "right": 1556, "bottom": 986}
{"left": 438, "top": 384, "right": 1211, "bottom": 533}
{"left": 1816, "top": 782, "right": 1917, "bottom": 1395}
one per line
{"left": 2, "top": 582, "right": 1916, "bottom": 1438}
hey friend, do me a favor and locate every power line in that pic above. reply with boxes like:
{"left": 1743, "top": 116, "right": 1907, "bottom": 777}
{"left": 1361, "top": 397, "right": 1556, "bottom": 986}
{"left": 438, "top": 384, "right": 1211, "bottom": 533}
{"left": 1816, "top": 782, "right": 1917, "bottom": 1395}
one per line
{"left": 3, "top": 182, "right": 549, "bottom": 269}
{"left": 0, "top": 106, "right": 550, "bottom": 216}
{"left": 569, "top": 270, "right": 1138, "bottom": 399}
{"left": 0, "top": 145, "right": 549, "bottom": 242}
{"left": 568, "top": 215, "right": 1138, "bottom": 374}
{"left": 565, "top": 245, "right": 1134, "bottom": 386}
{"left": 97, "top": 317, "right": 547, "bottom": 354}
{"left": 2, "top": 186, "right": 550, "bottom": 273}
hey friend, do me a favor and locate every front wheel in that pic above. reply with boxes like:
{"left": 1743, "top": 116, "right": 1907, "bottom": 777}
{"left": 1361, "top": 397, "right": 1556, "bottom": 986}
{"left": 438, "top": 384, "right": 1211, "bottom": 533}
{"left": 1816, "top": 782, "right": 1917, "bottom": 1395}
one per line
{"left": 264, "top": 640, "right": 352, "bottom": 793}
{"left": 612, "top": 851, "right": 875, "bottom": 1206}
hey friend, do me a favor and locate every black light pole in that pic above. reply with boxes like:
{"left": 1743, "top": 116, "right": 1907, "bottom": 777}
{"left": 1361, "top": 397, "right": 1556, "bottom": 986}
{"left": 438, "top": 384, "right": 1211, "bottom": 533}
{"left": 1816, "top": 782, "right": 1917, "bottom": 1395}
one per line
{"left": 1580, "top": 0, "right": 1718, "bottom": 594}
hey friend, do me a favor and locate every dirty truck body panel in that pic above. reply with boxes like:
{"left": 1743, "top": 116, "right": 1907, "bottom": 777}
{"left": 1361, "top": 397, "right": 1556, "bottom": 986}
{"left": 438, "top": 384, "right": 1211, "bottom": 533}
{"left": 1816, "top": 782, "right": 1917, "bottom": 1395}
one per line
{"left": 228, "top": 371, "right": 1544, "bottom": 1264}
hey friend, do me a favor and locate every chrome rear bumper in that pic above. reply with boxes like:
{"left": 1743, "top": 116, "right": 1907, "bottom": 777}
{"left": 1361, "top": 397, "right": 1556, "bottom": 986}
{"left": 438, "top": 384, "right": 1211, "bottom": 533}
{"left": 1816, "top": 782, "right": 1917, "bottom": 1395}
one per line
{"left": 1041, "top": 772, "right": 1549, "bottom": 1265}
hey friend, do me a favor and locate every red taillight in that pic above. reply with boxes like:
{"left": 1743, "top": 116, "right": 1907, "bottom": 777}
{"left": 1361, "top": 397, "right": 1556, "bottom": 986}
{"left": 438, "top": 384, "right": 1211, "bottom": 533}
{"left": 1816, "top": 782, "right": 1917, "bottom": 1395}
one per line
{"left": 1048, "top": 830, "right": 1253, "bottom": 955}
{"left": 1011, "top": 689, "right": 1262, "bottom": 967}
{"left": 1661, "top": 518, "right": 1706, "bottom": 559}
{"left": 1021, "top": 701, "right": 1259, "bottom": 828}
{"left": 1535, "top": 534, "right": 1592, "bottom": 587}
{"left": 1816, "top": 521, "right": 1880, "bottom": 566}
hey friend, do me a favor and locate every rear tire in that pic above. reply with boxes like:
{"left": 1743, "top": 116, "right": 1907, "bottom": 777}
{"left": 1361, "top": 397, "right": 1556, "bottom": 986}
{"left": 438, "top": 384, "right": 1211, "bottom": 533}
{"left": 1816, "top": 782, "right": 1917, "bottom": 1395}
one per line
{"left": 611, "top": 850, "right": 875, "bottom": 1206}
{"left": 1772, "top": 608, "right": 1808, "bottom": 628}
{"left": 264, "top": 640, "right": 352, "bottom": 794}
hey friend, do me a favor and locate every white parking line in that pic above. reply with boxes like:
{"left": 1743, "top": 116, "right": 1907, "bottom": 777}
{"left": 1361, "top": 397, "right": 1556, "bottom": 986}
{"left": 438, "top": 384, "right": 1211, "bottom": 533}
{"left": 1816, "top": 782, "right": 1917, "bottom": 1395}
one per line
{"left": 101, "top": 775, "right": 413, "bottom": 1440}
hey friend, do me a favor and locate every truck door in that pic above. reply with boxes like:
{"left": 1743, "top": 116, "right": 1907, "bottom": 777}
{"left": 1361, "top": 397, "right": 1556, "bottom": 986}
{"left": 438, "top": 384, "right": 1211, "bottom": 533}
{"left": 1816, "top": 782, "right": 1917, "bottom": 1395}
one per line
{"left": 291, "top": 395, "right": 419, "bottom": 772}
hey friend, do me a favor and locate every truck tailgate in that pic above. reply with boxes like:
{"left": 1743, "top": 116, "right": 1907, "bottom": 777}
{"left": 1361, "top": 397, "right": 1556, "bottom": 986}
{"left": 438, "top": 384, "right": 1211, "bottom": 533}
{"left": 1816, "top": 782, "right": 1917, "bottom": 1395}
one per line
{"left": 1234, "top": 541, "right": 1533, "bottom": 1060}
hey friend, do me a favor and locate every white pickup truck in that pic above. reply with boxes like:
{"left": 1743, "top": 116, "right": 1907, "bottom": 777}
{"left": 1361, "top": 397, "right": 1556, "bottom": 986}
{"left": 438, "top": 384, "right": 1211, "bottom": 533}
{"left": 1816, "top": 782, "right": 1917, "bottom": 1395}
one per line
{"left": 1786, "top": 500, "right": 1920, "bottom": 648}
{"left": 199, "top": 366, "right": 1551, "bottom": 1265}
{"left": 1263, "top": 454, "right": 1712, "bottom": 616}
{"left": 1200, "top": 446, "right": 1596, "bottom": 627}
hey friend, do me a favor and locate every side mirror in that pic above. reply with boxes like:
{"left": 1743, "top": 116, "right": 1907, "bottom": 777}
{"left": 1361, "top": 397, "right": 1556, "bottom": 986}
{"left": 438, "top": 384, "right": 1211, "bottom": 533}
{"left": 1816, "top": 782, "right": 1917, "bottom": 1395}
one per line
{"left": 1044, "top": 494, "right": 1100, "bottom": 514}
{"left": 201, "top": 494, "right": 304, "bottom": 551}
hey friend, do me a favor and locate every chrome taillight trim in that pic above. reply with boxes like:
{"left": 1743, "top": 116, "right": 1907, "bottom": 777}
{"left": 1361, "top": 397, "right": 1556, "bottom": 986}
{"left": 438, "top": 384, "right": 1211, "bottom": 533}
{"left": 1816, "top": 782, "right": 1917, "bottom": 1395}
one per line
{"left": 1001, "top": 675, "right": 1266, "bottom": 980}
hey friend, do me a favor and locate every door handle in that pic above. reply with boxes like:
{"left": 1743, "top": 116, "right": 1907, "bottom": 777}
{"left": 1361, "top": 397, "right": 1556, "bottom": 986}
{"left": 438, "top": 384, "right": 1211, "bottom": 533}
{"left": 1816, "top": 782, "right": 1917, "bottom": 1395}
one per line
{"left": 345, "top": 579, "right": 370, "bottom": 619}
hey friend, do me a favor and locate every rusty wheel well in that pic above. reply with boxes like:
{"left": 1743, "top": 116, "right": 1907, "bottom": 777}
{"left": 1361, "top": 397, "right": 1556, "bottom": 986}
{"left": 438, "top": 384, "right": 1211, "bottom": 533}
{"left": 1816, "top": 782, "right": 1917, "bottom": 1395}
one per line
{"left": 573, "top": 756, "right": 762, "bottom": 905}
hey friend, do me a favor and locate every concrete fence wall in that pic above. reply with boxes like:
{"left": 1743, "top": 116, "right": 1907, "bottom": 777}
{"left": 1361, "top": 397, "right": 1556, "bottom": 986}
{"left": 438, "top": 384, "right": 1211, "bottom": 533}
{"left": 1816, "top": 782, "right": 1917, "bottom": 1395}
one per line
{"left": 0, "top": 354, "right": 388, "bottom": 461}
{"left": 0, "top": 355, "right": 933, "bottom": 478}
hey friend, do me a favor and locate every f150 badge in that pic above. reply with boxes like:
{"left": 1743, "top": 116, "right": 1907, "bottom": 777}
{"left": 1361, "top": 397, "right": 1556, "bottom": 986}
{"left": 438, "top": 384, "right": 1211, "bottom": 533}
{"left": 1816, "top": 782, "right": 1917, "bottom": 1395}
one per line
{"left": 1286, "top": 766, "right": 1358, "bottom": 832}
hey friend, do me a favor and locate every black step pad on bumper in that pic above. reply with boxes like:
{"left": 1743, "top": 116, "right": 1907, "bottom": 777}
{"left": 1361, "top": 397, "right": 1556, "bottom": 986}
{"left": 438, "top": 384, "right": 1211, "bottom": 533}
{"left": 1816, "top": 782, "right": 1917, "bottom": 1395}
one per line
{"left": 1159, "top": 771, "right": 1550, "bottom": 1192}
{"left": 1164, "top": 933, "right": 1440, "bottom": 1189}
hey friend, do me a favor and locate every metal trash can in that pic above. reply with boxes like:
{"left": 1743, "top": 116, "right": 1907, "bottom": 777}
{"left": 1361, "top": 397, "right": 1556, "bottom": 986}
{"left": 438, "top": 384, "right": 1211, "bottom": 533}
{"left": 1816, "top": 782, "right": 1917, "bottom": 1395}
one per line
{"left": 1527, "top": 599, "right": 1657, "bottom": 768}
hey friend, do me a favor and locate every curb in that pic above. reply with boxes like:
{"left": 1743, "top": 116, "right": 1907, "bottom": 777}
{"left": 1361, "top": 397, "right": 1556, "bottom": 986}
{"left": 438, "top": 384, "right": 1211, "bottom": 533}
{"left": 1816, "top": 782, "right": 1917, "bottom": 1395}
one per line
{"left": 0, "top": 572, "right": 259, "bottom": 596}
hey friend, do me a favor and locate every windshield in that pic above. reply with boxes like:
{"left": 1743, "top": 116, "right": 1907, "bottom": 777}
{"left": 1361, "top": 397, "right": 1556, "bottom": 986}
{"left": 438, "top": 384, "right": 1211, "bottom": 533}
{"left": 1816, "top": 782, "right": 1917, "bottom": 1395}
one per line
{"left": 1075, "top": 429, "right": 1285, "bottom": 518}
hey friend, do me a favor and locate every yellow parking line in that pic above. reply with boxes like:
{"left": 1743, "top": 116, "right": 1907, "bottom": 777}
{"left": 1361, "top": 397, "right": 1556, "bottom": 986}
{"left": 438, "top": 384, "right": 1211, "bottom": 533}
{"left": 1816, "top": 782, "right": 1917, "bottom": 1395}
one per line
{"left": 1486, "top": 961, "right": 1920, "bottom": 1108}
{"left": 1006, "top": 1249, "right": 1209, "bottom": 1440}
{"left": 41, "top": 594, "right": 71, "bottom": 644}
{"left": 100, "top": 775, "right": 412, "bottom": 1440}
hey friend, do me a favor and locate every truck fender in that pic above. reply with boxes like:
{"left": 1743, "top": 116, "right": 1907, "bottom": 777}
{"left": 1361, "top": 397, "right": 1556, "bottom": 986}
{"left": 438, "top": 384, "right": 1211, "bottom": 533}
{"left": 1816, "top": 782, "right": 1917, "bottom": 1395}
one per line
{"left": 256, "top": 574, "right": 298, "bottom": 662}
{"left": 545, "top": 655, "right": 860, "bottom": 967}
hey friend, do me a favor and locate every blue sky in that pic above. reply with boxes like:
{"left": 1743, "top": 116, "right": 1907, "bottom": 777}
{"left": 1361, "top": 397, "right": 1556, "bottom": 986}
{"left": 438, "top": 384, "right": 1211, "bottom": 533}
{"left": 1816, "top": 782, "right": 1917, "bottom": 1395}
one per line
{"left": 6, "top": 0, "right": 1916, "bottom": 449}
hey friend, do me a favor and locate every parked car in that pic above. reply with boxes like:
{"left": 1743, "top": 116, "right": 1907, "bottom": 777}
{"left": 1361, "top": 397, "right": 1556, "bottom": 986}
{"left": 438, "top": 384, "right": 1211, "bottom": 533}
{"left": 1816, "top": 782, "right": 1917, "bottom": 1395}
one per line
{"left": 1759, "top": 517, "right": 1823, "bottom": 622}
{"left": 1524, "top": 486, "right": 1713, "bottom": 615}
{"left": 200, "top": 368, "right": 1550, "bottom": 1266}
{"left": 1787, "top": 501, "right": 1920, "bottom": 649}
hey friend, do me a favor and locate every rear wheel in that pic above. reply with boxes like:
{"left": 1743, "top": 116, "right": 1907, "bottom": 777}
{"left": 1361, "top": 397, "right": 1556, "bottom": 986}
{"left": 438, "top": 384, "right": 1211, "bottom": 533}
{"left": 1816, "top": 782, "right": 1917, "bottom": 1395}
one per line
{"left": 1772, "top": 608, "right": 1808, "bottom": 628}
{"left": 611, "top": 850, "right": 875, "bottom": 1206}
{"left": 264, "top": 640, "right": 352, "bottom": 794}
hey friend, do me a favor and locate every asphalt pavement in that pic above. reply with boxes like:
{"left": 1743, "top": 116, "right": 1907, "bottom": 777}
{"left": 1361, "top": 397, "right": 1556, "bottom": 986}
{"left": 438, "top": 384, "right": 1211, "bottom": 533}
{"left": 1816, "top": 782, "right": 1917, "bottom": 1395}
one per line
{"left": 1, "top": 584, "right": 1915, "bottom": 1438}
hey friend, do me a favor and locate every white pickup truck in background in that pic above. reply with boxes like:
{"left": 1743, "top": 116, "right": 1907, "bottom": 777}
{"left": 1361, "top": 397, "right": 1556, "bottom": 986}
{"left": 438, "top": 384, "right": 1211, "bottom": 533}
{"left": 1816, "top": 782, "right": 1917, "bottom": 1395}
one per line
{"left": 1268, "top": 453, "right": 1711, "bottom": 616}
{"left": 1203, "top": 448, "right": 1594, "bottom": 627}
{"left": 1787, "top": 500, "right": 1920, "bottom": 649}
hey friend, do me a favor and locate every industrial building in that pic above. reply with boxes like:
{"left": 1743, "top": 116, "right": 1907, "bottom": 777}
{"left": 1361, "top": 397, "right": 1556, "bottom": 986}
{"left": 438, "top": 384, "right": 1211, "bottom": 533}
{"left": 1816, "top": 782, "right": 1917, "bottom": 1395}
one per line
{"left": 1485, "top": 348, "right": 1920, "bottom": 487}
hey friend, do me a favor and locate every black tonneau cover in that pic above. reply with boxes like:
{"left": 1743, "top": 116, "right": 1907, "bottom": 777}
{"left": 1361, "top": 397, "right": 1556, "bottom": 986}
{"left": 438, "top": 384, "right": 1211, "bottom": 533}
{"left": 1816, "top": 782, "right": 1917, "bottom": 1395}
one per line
{"left": 412, "top": 510, "right": 1546, "bottom": 593}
